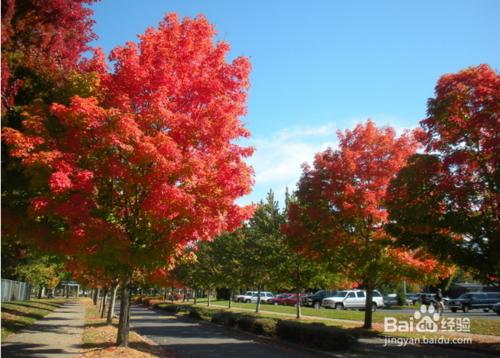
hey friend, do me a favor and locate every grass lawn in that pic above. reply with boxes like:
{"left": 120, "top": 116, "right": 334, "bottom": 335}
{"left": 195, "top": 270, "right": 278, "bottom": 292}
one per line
{"left": 197, "top": 299, "right": 414, "bottom": 322}
{"left": 1, "top": 298, "right": 71, "bottom": 339}
{"left": 81, "top": 298, "right": 173, "bottom": 357}
{"left": 167, "top": 299, "right": 500, "bottom": 337}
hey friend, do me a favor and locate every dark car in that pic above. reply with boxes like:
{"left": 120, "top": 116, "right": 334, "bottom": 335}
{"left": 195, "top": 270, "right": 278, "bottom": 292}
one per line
{"left": 416, "top": 293, "right": 435, "bottom": 305}
{"left": 406, "top": 293, "right": 419, "bottom": 305}
{"left": 304, "top": 290, "right": 337, "bottom": 309}
{"left": 383, "top": 294, "right": 399, "bottom": 308}
{"left": 448, "top": 292, "right": 500, "bottom": 313}
{"left": 493, "top": 302, "right": 500, "bottom": 315}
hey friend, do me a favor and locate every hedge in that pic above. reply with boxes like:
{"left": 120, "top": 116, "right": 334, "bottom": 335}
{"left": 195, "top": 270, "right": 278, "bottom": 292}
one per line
{"left": 132, "top": 296, "right": 163, "bottom": 305}
{"left": 152, "top": 302, "right": 356, "bottom": 351}
{"left": 276, "top": 320, "right": 356, "bottom": 350}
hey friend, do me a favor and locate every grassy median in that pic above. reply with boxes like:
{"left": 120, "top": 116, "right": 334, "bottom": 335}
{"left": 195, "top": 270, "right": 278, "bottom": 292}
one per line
{"left": 155, "top": 298, "right": 500, "bottom": 337}
{"left": 1, "top": 298, "right": 71, "bottom": 339}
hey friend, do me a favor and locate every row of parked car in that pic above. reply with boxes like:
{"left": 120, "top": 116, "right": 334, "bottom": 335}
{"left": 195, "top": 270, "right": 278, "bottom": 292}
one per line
{"left": 235, "top": 289, "right": 386, "bottom": 310}
{"left": 234, "top": 290, "right": 500, "bottom": 314}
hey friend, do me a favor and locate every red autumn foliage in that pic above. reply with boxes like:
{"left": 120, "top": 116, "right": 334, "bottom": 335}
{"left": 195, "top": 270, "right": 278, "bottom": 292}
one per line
{"left": 420, "top": 64, "right": 499, "bottom": 214}
{"left": 284, "top": 121, "right": 451, "bottom": 327}
{"left": 386, "top": 64, "right": 500, "bottom": 280}
{"left": 3, "top": 13, "right": 254, "bottom": 279}
{"left": 284, "top": 121, "right": 420, "bottom": 257}
{"left": 1, "top": 0, "right": 99, "bottom": 108}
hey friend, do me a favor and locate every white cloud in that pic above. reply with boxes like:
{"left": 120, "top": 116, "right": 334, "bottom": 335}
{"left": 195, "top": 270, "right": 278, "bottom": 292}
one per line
{"left": 237, "top": 115, "right": 413, "bottom": 207}
{"left": 238, "top": 123, "right": 339, "bottom": 206}
{"left": 275, "top": 122, "right": 338, "bottom": 141}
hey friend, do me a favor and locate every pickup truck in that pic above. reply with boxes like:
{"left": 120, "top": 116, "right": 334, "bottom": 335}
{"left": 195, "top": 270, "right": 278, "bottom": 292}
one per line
{"left": 234, "top": 291, "right": 257, "bottom": 302}
{"left": 304, "top": 290, "right": 337, "bottom": 309}
{"left": 322, "top": 289, "right": 385, "bottom": 311}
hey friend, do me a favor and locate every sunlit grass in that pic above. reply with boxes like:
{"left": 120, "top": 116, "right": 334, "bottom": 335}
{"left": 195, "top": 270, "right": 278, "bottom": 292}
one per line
{"left": 163, "top": 298, "right": 500, "bottom": 337}
{"left": 1, "top": 298, "right": 71, "bottom": 339}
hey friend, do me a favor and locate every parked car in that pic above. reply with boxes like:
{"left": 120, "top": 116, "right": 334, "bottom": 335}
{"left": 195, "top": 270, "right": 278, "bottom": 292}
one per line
{"left": 448, "top": 292, "right": 500, "bottom": 313}
{"left": 249, "top": 291, "right": 275, "bottom": 303}
{"left": 322, "top": 290, "right": 385, "bottom": 311}
{"left": 269, "top": 293, "right": 293, "bottom": 305}
{"left": 304, "top": 290, "right": 337, "bottom": 309}
{"left": 283, "top": 293, "right": 308, "bottom": 306}
{"left": 406, "top": 293, "right": 419, "bottom": 305}
{"left": 383, "top": 293, "right": 400, "bottom": 308}
{"left": 492, "top": 302, "right": 500, "bottom": 315}
{"left": 415, "top": 293, "right": 435, "bottom": 305}
{"left": 234, "top": 291, "right": 257, "bottom": 302}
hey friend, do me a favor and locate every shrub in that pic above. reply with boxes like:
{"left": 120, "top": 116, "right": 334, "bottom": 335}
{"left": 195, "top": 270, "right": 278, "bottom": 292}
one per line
{"left": 158, "top": 304, "right": 182, "bottom": 313}
{"left": 147, "top": 299, "right": 164, "bottom": 306}
{"left": 211, "top": 311, "right": 237, "bottom": 326}
{"left": 132, "top": 296, "right": 143, "bottom": 303}
{"left": 211, "top": 312, "right": 275, "bottom": 336}
{"left": 142, "top": 297, "right": 163, "bottom": 306}
{"left": 252, "top": 318, "right": 276, "bottom": 336}
{"left": 188, "top": 309, "right": 202, "bottom": 320}
{"left": 236, "top": 316, "right": 255, "bottom": 332}
{"left": 134, "top": 296, "right": 163, "bottom": 305}
{"left": 276, "top": 320, "right": 355, "bottom": 350}
{"left": 185, "top": 306, "right": 213, "bottom": 320}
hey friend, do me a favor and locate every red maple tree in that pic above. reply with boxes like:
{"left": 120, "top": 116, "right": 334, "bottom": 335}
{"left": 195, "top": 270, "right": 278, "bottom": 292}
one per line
{"left": 3, "top": 13, "right": 254, "bottom": 346}
{"left": 386, "top": 64, "right": 499, "bottom": 281}
{"left": 1, "top": 0, "right": 99, "bottom": 110}
{"left": 284, "top": 121, "right": 451, "bottom": 329}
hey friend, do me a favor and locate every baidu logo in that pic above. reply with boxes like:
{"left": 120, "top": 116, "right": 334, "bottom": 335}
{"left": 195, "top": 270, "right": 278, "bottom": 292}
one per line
{"left": 384, "top": 305, "right": 441, "bottom": 333}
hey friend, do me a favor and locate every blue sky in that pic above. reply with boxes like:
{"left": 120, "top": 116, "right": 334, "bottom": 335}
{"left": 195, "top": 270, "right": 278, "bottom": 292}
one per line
{"left": 90, "top": 0, "right": 500, "bottom": 206}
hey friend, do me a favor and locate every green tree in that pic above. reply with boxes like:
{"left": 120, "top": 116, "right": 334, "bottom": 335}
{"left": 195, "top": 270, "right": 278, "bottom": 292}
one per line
{"left": 242, "top": 190, "right": 289, "bottom": 313}
{"left": 208, "top": 230, "right": 247, "bottom": 308}
{"left": 16, "top": 255, "right": 64, "bottom": 298}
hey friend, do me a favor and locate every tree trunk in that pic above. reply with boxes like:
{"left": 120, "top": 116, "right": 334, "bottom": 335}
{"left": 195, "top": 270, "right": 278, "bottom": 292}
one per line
{"left": 228, "top": 289, "right": 232, "bottom": 309}
{"left": 38, "top": 286, "right": 43, "bottom": 299}
{"left": 171, "top": 287, "right": 174, "bottom": 303}
{"left": 363, "top": 287, "right": 374, "bottom": 329}
{"left": 207, "top": 289, "right": 211, "bottom": 307}
{"left": 256, "top": 286, "right": 261, "bottom": 313}
{"left": 296, "top": 289, "right": 302, "bottom": 319}
{"left": 107, "top": 285, "right": 118, "bottom": 325}
{"left": 116, "top": 280, "right": 131, "bottom": 347}
{"left": 100, "top": 288, "right": 108, "bottom": 318}
{"left": 193, "top": 289, "right": 197, "bottom": 305}
{"left": 65, "top": 286, "right": 69, "bottom": 298}
{"left": 99, "top": 289, "right": 105, "bottom": 314}
{"left": 93, "top": 288, "right": 99, "bottom": 305}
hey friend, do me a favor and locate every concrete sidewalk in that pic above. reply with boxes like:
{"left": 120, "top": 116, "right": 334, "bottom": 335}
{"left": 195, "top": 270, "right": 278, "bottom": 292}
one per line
{"left": 2, "top": 301, "right": 85, "bottom": 357}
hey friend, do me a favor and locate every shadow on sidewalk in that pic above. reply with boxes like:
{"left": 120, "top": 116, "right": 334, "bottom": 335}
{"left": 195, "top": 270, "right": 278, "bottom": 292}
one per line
{"left": 2, "top": 343, "right": 71, "bottom": 357}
